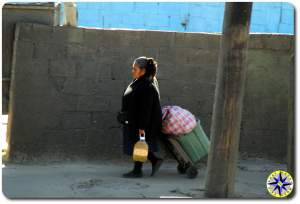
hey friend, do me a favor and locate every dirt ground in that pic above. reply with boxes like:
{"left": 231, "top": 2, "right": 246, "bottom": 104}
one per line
{"left": 2, "top": 157, "right": 285, "bottom": 199}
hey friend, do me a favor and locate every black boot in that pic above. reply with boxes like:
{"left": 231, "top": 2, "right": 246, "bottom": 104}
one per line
{"left": 148, "top": 151, "right": 163, "bottom": 176}
{"left": 123, "top": 162, "right": 143, "bottom": 178}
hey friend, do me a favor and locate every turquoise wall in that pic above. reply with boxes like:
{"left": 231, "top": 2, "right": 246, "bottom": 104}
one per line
{"left": 74, "top": 2, "right": 294, "bottom": 34}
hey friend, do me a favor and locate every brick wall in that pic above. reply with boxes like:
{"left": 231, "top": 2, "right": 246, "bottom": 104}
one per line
{"left": 7, "top": 22, "right": 294, "bottom": 162}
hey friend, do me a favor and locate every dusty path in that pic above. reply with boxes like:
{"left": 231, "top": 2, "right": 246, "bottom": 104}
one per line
{"left": 2, "top": 158, "right": 285, "bottom": 199}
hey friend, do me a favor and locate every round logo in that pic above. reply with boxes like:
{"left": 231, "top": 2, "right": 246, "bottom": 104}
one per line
{"left": 266, "top": 170, "right": 294, "bottom": 198}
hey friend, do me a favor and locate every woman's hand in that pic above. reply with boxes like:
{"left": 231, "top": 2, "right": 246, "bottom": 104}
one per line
{"left": 139, "top": 129, "right": 145, "bottom": 136}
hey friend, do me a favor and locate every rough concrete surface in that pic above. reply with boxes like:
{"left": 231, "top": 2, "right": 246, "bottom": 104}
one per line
{"left": 7, "top": 22, "right": 294, "bottom": 161}
{"left": 2, "top": 158, "right": 285, "bottom": 199}
{"left": 2, "top": 3, "right": 61, "bottom": 114}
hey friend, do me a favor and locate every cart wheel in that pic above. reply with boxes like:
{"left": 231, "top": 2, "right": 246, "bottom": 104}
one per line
{"left": 186, "top": 166, "right": 198, "bottom": 178}
{"left": 177, "top": 164, "right": 187, "bottom": 174}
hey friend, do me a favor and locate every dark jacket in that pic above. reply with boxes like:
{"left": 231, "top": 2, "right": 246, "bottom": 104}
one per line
{"left": 120, "top": 75, "right": 163, "bottom": 155}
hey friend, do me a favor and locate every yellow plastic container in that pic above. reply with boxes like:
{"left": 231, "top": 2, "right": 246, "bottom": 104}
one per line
{"left": 133, "top": 134, "right": 148, "bottom": 162}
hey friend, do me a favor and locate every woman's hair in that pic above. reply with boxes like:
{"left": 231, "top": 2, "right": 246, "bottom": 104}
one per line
{"left": 133, "top": 56, "right": 158, "bottom": 80}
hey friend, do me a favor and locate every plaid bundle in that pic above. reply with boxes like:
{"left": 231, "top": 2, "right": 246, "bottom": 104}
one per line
{"left": 161, "top": 105, "right": 197, "bottom": 136}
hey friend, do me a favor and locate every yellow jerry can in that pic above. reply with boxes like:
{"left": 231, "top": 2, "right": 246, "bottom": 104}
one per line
{"left": 133, "top": 134, "right": 148, "bottom": 162}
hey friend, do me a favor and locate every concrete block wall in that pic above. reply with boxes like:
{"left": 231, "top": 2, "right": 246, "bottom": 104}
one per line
{"left": 2, "top": 2, "right": 61, "bottom": 114}
{"left": 7, "top": 22, "right": 294, "bottom": 162}
{"left": 241, "top": 35, "right": 294, "bottom": 159}
{"left": 76, "top": 2, "right": 294, "bottom": 34}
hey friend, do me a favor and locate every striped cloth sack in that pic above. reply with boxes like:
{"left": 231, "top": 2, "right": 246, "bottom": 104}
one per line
{"left": 161, "top": 105, "right": 197, "bottom": 136}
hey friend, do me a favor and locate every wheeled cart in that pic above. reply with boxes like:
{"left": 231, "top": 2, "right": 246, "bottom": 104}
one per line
{"left": 162, "top": 120, "right": 210, "bottom": 178}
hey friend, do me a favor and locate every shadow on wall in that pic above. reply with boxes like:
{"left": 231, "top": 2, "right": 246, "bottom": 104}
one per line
{"left": 5, "top": 22, "right": 294, "bottom": 162}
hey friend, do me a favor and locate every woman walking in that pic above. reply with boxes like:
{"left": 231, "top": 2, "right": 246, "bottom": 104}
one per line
{"left": 118, "top": 56, "right": 163, "bottom": 178}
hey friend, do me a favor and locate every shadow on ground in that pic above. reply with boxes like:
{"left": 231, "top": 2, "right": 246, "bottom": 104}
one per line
{"left": 2, "top": 158, "right": 285, "bottom": 199}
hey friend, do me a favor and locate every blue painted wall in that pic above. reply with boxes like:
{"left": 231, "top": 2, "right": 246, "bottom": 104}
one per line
{"left": 73, "top": 2, "right": 294, "bottom": 34}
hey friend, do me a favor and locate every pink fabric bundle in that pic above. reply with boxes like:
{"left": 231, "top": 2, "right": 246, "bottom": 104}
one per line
{"left": 161, "top": 105, "right": 197, "bottom": 136}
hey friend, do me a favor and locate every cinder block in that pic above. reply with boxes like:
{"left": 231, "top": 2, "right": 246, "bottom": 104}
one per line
{"left": 157, "top": 47, "right": 176, "bottom": 64}
{"left": 33, "top": 42, "right": 68, "bottom": 60}
{"left": 249, "top": 34, "right": 294, "bottom": 50}
{"left": 109, "top": 96, "right": 122, "bottom": 113}
{"left": 40, "top": 129, "right": 88, "bottom": 145}
{"left": 160, "top": 79, "right": 215, "bottom": 101}
{"left": 185, "top": 48, "right": 219, "bottom": 66}
{"left": 158, "top": 63, "right": 217, "bottom": 82}
{"left": 17, "top": 23, "right": 34, "bottom": 42}
{"left": 96, "top": 63, "right": 112, "bottom": 80}
{"left": 73, "top": 60, "right": 100, "bottom": 79}
{"left": 142, "top": 30, "right": 176, "bottom": 48}
{"left": 58, "top": 94, "right": 79, "bottom": 111}
{"left": 83, "top": 28, "right": 103, "bottom": 47}
{"left": 52, "top": 26, "right": 69, "bottom": 42}
{"left": 103, "top": 30, "right": 123, "bottom": 47}
{"left": 116, "top": 47, "right": 145, "bottom": 67}
{"left": 77, "top": 95, "right": 110, "bottom": 111}
{"left": 175, "top": 47, "right": 195, "bottom": 65}
{"left": 91, "top": 111, "right": 119, "bottom": 129}
{"left": 62, "top": 77, "right": 97, "bottom": 95}
{"left": 247, "top": 49, "right": 275, "bottom": 68}
{"left": 14, "top": 75, "right": 57, "bottom": 96}
{"left": 83, "top": 128, "right": 106, "bottom": 145}
{"left": 177, "top": 64, "right": 217, "bottom": 83}
{"left": 9, "top": 112, "right": 47, "bottom": 143}
{"left": 82, "top": 46, "right": 101, "bottom": 61}
{"left": 62, "top": 111, "right": 92, "bottom": 129}
{"left": 106, "top": 128, "right": 123, "bottom": 146}
{"left": 15, "top": 58, "right": 49, "bottom": 77}
{"left": 196, "top": 97, "right": 215, "bottom": 114}
{"left": 96, "top": 30, "right": 114, "bottom": 48}
{"left": 95, "top": 79, "right": 126, "bottom": 96}
{"left": 119, "top": 30, "right": 143, "bottom": 47}
{"left": 31, "top": 23, "right": 54, "bottom": 42}
{"left": 48, "top": 76, "right": 67, "bottom": 93}
{"left": 193, "top": 50, "right": 217, "bottom": 67}
{"left": 175, "top": 32, "right": 221, "bottom": 49}
{"left": 67, "top": 43, "right": 85, "bottom": 59}
{"left": 168, "top": 95, "right": 197, "bottom": 110}
{"left": 49, "top": 59, "right": 77, "bottom": 77}
{"left": 110, "top": 62, "right": 132, "bottom": 80}
{"left": 65, "top": 26, "right": 85, "bottom": 43}
{"left": 15, "top": 40, "right": 34, "bottom": 60}
{"left": 155, "top": 62, "right": 174, "bottom": 80}
{"left": 16, "top": 23, "right": 54, "bottom": 43}
{"left": 141, "top": 47, "right": 160, "bottom": 59}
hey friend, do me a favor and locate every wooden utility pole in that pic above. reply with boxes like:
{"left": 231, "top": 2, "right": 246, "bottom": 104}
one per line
{"left": 205, "top": 2, "right": 252, "bottom": 198}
